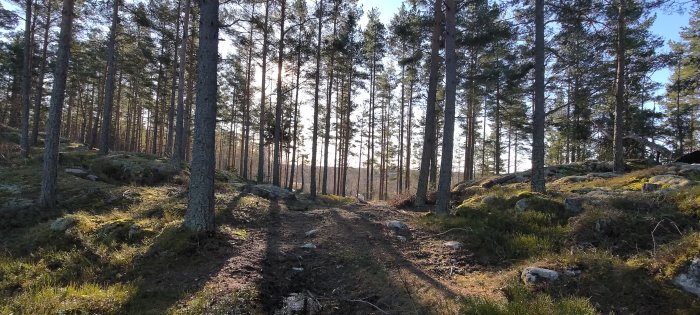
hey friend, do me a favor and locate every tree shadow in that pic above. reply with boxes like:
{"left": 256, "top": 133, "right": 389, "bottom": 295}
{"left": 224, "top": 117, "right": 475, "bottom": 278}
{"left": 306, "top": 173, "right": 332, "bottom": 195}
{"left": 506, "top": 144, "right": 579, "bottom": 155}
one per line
{"left": 256, "top": 203, "right": 463, "bottom": 314}
{"left": 117, "top": 224, "right": 236, "bottom": 314}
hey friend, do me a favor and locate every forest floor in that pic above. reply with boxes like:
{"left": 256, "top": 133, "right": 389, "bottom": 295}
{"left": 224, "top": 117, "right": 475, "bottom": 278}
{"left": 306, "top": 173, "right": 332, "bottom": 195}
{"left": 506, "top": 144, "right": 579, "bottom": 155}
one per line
{"left": 2, "top": 127, "right": 700, "bottom": 314}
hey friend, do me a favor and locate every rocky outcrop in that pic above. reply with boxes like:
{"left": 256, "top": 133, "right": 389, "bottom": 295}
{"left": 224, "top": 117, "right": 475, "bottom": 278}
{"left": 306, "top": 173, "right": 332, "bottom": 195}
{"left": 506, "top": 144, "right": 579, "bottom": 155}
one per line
{"left": 90, "top": 154, "right": 179, "bottom": 185}
{"left": 673, "top": 257, "right": 700, "bottom": 297}
{"left": 648, "top": 175, "right": 693, "bottom": 190}
{"left": 243, "top": 184, "right": 296, "bottom": 201}
{"left": 50, "top": 217, "right": 77, "bottom": 232}
{"left": 521, "top": 267, "right": 559, "bottom": 285}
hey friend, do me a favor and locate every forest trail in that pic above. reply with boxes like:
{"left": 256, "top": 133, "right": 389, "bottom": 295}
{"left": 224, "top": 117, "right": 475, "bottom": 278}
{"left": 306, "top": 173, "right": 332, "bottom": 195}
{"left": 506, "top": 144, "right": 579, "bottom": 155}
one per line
{"left": 207, "top": 200, "right": 480, "bottom": 314}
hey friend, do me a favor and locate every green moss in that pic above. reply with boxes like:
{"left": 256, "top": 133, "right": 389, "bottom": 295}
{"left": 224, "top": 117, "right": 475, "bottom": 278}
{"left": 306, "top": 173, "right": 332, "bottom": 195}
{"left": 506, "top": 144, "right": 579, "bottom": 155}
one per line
{"left": 2, "top": 282, "right": 133, "bottom": 314}
{"left": 538, "top": 251, "right": 700, "bottom": 314}
{"left": 419, "top": 195, "right": 571, "bottom": 263}
{"left": 461, "top": 283, "right": 597, "bottom": 315}
{"left": 642, "top": 232, "right": 700, "bottom": 280}
{"left": 317, "top": 194, "right": 356, "bottom": 206}
{"left": 668, "top": 185, "right": 700, "bottom": 217}
{"left": 172, "top": 286, "right": 260, "bottom": 315}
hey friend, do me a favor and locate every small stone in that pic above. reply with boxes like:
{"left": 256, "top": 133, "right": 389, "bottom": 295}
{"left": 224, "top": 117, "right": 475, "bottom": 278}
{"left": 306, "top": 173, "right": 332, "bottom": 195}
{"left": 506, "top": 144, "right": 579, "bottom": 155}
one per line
{"left": 50, "top": 217, "right": 77, "bottom": 232}
{"left": 385, "top": 220, "right": 408, "bottom": 230}
{"left": 444, "top": 241, "right": 463, "bottom": 250}
{"left": 300, "top": 243, "right": 316, "bottom": 249}
{"left": 292, "top": 267, "right": 304, "bottom": 272}
{"left": 305, "top": 229, "right": 319, "bottom": 237}
{"left": 397, "top": 235, "right": 407, "bottom": 242}
{"left": 642, "top": 183, "right": 660, "bottom": 192}
{"left": 521, "top": 267, "right": 560, "bottom": 285}
{"left": 87, "top": 174, "right": 99, "bottom": 181}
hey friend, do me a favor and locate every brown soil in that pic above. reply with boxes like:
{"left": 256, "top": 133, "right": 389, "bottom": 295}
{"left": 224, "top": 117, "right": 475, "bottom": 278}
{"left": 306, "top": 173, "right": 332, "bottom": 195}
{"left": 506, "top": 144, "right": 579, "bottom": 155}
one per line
{"left": 173, "top": 200, "right": 483, "bottom": 314}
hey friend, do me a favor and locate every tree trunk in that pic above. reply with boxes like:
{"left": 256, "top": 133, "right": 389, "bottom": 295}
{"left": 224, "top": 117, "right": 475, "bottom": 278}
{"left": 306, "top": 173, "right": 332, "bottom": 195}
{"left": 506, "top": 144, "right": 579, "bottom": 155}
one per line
{"left": 99, "top": 0, "right": 119, "bottom": 155}
{"left": 273, "top": 0, "right": 285, "bottom": 186}
{"left": 20, "top": 0, "right": 33, "bottom": 158}
{"left": 531, "top": 0, "right": 546, "bottom": 192}
{"left": 241, "top": 5, "right": 255, "bottom": 179}
{"left": 39, "top": 0, "right": 74, "bottom": 208}
{"left": 310, "top": 0, "right": 323, "bottom": 198}
{"left": 288, "top": 30, "right": 302, "bottom": 190}
{"left": 166, "top": 0, "right": 181, "bottom": 156}
{"left": 173, "top": 0, "right": 191, "bottom": 166}
{"left": 613, "top": 0, "right": 626, "bottom": 173}
{"left": 184, "top": 0, "right": 218, "bottom": 233}
{"left": 322, "top": 8, "right": 338, "bottom": 194}
{"left": 257, "top": 0, "right": 270, "bottom": 183}
{"left": 435, "top": 0, "right": 457, "bottom": 214}
{"left": 415, "top": 0, "right": 442, "bottom": 206}
{"left": 31, "top": 0, "right": 52, "bottom": 146}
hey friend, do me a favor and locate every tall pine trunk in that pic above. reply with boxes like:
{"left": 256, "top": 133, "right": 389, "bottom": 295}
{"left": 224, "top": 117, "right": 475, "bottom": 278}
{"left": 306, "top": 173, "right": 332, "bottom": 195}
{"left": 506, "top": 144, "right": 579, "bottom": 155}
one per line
{"left": 31, "top": 0, "right": 52, "bottom": 146}
{"left": 288, "top": 31, "right": 302, "bottom": 190}
{"left": 173, "top": 0, "right": 191, "bottom": 166}
{"left": 20, "top": 0, "right": 33, "bottom": 158}
{"left": 415, "top": 0, "right": 442, "bottom": 206}
{"left": 39, "top": 0, "right": 75, "bottom": 208}
{"left": 99, "top": 0, "right": 119, "bottom": 155}
{"left": 257, "top": 0, "right": 270, "bottom": 183}
{"left": 322, "top": 9, "right": 338, "bottom": 194}
{"left": 310, "top": 0, "right": 323, "bottom": 198}
{"left": 185, "top": 0, "right": 219, "bottom": 233}
{"left": 435, "top": 0, "right": 457, "bottom": 214}
{"left": 273, "top": 0, "right": 286, "bottom": 186}
{"left": 613, "top": 0, "right": 626, "bottom": 173}
{"left": 531, "top": 0, "right": 546, "bottom": 193}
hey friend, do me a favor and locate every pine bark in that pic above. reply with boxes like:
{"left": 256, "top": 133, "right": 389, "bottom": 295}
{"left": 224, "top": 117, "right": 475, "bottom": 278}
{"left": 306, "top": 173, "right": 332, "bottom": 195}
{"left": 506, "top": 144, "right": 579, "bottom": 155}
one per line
{"left": 39, "top": 0, "right": 74, "bottom": 208}
{"left": 31, "top": 0, "right": 52, "bottom": 146}
{"left": 531, "top": 0, "right": 546, "bottom": 193}
{"left": 257, "top": 0, "right": 270, "bottom": 183}
{"left": 415, "top": 0, "right": 442, "bottom": 206}
{"left": 173, "top": 0, "right": 191, "bottom": 166}
{"left": 613, "top": 0, "right": 626, "bottom": 173}
{"left": 99, "top": 0, "right": 119, "bottom": 155}
{"left": 273, "top": 0, "right": 286, "bottom": 186}
{"left": 20, "top": 0, "right": 33, "bottom": 158}
{"left": 435, "top": 0, "right": 457, "bottom": 214}
{"left": 184, "top": 0, "right": 219, "bottom": 233}
{"left": 310, "top": 0, "right": 323, "bottom": 198}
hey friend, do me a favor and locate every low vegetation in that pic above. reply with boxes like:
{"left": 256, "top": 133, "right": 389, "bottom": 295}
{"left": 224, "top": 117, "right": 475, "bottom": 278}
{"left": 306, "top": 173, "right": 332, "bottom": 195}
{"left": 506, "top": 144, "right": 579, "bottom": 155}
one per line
{"left": 1, "top": 139, "right": 699, "bottom": 314}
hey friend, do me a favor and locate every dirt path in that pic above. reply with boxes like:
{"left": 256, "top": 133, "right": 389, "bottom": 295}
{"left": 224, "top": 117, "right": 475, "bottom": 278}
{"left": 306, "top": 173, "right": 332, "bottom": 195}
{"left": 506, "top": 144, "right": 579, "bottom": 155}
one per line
{"left": 206, "top": 200, "right": 481, "bottom": 314}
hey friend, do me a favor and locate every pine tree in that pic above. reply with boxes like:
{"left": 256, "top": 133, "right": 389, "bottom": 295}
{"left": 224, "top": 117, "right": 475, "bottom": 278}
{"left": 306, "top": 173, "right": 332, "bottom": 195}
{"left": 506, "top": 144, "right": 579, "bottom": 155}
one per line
{"left": 184, "top": 0, "right": 218, "bottom": 233}
{"left": 39, "top": 0, "right": 75, "bottom": 208}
